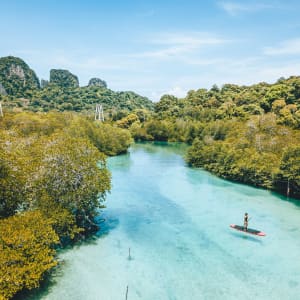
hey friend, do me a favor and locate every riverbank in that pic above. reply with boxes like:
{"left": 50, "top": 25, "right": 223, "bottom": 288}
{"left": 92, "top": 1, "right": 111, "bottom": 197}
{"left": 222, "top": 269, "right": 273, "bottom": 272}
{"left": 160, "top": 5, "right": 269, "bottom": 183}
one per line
{"left": 22, "top": 143, "right": 300, "bottom": 300}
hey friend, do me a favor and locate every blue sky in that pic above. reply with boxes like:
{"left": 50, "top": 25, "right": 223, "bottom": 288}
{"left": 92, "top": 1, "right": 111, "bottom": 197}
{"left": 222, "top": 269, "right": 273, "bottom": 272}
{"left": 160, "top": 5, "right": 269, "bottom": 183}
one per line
{"left": 1, "top": 0, "right": 300, "bottom": 101}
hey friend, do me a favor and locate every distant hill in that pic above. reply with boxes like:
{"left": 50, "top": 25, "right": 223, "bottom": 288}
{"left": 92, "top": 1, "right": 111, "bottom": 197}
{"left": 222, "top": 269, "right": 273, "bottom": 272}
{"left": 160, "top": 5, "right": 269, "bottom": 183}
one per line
{"left": 0, "top": 56, "right": 154, "bottom": 114}
{"left": 50, "top": 69, "right": 79, "bottom": 88}
{"left": 0, "top": 56, "right": 40, "bottom": 96}
{"left": 88, "top": 78, "right": 107, "bottom": 88}
{"left": 154, "top": 76, "right": 300, "bottom": 127}
{"left": 24, "top": 84, "right": 154, "bottom": 113}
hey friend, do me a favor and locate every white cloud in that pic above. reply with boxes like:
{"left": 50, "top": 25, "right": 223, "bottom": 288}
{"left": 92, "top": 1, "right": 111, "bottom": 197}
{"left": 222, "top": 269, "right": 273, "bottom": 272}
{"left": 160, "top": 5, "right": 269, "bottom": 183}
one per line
{"left": 11, "top": 33, "right": 300, "bottom": 104}
{"left": 151, "top": 33, "right": 226, "bottom": 46}
{"left": 136, "top": 46, "right": 190, "bottom": 59}
{"left": 182, "top": 57, "right": 226, "bottom": 66}
{"left": 50, "top": 55, "right": 131, "bottom": 71}
{"left": 164, "top": 86, "right": 187, "bottom": 98}
{"left": 147, "top": 86, "right": 188, "bottom": 102}
{"left": 263, "top": 38, "right": 300, "bottom": 55}
{"left": 257, "top": 62, "right": 300, "bottom": 79}
{"left": 218, "top": 1, "right": 274, "bottom": 16}
{"left": 134, "top": 32, "right": 228, "bottom": 59}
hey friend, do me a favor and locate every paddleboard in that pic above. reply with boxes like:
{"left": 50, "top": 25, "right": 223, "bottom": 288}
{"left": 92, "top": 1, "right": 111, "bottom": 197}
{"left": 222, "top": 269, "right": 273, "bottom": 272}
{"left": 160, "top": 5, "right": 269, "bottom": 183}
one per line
{"left": 230, "top": 224, "right": 266, "bottom": 236}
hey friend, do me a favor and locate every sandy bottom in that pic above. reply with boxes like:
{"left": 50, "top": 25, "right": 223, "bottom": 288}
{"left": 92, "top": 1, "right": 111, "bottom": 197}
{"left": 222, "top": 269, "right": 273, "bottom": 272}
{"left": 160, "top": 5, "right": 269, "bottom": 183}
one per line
{"left": 29, "top": 143, "right": 300, "bottom": 300}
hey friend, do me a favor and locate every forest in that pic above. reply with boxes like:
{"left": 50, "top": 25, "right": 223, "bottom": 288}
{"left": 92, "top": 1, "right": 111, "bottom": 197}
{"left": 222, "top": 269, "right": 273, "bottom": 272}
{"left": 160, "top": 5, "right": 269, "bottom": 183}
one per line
{"left": 127, "top": 76, "right": 300, "bottom": 199}
{"left": 0, "top": 112, "right": 132, "bottom": 299}
{"left": 1, "top": 55, "right": 300, "bottom": 299}
{"left": 0, "top": 56, "right": 154, "bottom": 116}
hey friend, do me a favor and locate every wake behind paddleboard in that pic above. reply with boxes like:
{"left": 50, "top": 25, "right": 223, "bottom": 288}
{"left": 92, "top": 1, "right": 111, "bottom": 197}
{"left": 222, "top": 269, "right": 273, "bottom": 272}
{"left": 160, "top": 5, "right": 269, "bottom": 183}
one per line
{"left": 230, "top": 224, "right": 266, "bottom": 236}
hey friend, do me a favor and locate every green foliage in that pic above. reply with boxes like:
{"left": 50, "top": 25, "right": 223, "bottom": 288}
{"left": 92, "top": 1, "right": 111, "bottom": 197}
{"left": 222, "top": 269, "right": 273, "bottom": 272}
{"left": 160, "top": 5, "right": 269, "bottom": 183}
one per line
{"left": 65, "top": 116, "right": 132, "bottom": 155}
{"left": 88, "top": 77, "right": 107, "bottom": 88}
{"left": 0, "top": 56, "right": 40, "bottom": 97}
{"left": 0, "top": 114, "right": 127, "bottom": 221}
{"left": 116, "top": 113, "right": 139, "bottom": 128}
{"left": 0, "top": 112, "right": 132, "bottom": 156}
{"left": 275, "top": 145, "right": 300, "bottom": 198}
{"left": 280, "top": 146, "right": 300, "bottom": 181}
{"left": 90, "top": 123, "right": 132, "bottom": 155}
{"left": 0, "top": 133, "right": 27, "bottom": 218}
{"left": 0, "top": 82, "right": 6, "bottom": 95}
{"left": 0, "top": 56, "right": 154, "bottom": 115}
{"left": 155, "top": 94, "right": 181, "bottom": 119}
{"left": 129, "top": 122, "right": 147, "bottom": 141}
{"left": 151, "top": 76, "right": 300, "bottom": 128}
{"left": 30, "top": 134, "right": 111, "bottom": 231}
{"left": 1, "top": 84, "right": 154, "bottom": 114}
{"left": 50, "top": 69, "right": 79, "bottom": 88}
{"left": 0, "top": 113, "right": 130, "bottom": 225}
{"left": 0, "top": 111, "right": 133, "bottom": 298}
{"left": 145, "top": 120, "right": 170, "bottom": 141}
{"left": 128, "top": 76, "right": 300, "bottom": 198}
{"left": 0, "top": 211, "right": 59, "bottom": 300}
{"left": 186, "top": 115, "right": 300, "bottom": 197}
{"left": 122, "top": 75, "right": 300, "bottom": 199}
{"left": 37, "top": 199, "right": 81, "bottom": 243}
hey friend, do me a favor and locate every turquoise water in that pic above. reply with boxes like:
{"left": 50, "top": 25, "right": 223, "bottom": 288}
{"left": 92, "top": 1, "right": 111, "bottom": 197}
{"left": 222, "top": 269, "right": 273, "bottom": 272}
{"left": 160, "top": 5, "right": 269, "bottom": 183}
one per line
{"left": 31, "top": 143, "right": 300, "bottom": 300}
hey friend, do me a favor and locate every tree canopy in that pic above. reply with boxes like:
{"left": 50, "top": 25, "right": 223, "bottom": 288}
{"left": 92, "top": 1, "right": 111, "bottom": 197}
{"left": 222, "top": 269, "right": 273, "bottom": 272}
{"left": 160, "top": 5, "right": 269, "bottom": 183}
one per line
{"left": 129, "top": 76, "right": 300, "bottom": 198}
{"left": 0, "top": 111, "right": 133, "bottom": 299}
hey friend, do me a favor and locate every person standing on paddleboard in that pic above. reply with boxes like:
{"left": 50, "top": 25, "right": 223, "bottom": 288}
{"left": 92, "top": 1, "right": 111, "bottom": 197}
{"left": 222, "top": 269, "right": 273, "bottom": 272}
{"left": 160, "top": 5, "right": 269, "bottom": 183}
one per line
{"left": 244, "top": 213, "right": 249, "bottom": 231}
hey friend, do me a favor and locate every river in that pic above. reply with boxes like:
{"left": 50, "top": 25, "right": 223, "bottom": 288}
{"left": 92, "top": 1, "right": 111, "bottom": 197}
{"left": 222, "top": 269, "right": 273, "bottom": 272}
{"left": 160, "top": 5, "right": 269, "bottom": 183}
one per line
{"left": 27, "top": 142, "right": 300, "bottom": 300}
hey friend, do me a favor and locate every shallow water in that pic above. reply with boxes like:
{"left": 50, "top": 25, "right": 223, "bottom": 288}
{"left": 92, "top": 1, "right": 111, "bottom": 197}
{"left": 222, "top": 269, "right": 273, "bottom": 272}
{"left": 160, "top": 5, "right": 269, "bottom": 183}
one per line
{"left": 30, "top": 142, "right": 300, "bottom": 300}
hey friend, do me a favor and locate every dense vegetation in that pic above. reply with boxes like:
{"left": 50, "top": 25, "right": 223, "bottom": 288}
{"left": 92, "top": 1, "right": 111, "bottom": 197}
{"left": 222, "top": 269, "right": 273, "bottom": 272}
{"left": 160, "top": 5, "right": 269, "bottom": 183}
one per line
{"left": 0, "top": 55, "right": 299, "bottom": 198}
{"left": 0, "top": 56, "right": 40, "bottom": 97}
{"left": 1, "top": 54, "right": 300, "bottom": 297}
{"left": 1, "top": 84, "right": 154, "bottom": 120}
{"left": 49, "top": 69, "right": 79, "bottom": 88}
{"left": 0, "top": 56, "right": 154, "bottom": 114}
{"left": 0, "top": 112, "right": 132, "bottom": 299}
{"left": 88, "top": 77, "right": 107, "bottom": 88}
{"left": 128, "top": 77, "right": 300, "bottom": 199}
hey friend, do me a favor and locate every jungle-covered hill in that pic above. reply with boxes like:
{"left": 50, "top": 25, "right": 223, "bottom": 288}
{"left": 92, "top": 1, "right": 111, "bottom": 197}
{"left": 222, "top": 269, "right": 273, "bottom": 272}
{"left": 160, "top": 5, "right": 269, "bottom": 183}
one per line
{"left": 0, "top": 55, "right": 299, "bottom": 199}
{"left": 1, "top": 56, "right": 300, "bottom": 299}
{"left": 0, "top": 56, "right": 40, "bottom": 96}
{"left": 0, "top": 56, "right": 154, "bottom": 115}
{"left": 127, "top": 76, "right": 300, "bottom": 199}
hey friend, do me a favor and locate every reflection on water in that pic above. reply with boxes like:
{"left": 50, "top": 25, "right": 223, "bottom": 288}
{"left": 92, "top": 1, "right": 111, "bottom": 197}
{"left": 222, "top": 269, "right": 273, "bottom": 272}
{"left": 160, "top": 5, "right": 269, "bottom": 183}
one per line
{"left": 229, "top": 231, "right": 264, "bottom": 244}
{"left": 24, "top": 142, "right": 300, "bottom": 300}
{"left": 107, "top": 152, "right": 132, "bottom": 171}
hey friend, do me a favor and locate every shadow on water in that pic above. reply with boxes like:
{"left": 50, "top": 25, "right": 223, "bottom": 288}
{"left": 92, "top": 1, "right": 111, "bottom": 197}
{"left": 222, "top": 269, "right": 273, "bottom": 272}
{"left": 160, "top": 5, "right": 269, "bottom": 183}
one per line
{"left": 95, "top": 212, "right": 120, "bottom": 238}
{"left": 270, "top": 190, "right": 300, "bottom": 208}
{"left": 15, "top": 213, "right": 120, "bottom": 300}
{"left": 229, "top": 231, "right": 263, "bottom": 244}
{"left": 73, "top": 212, "right": 120, "bottom": 247}
{"left": 187, "top": 164, "right": 300, "bottom": 207}
{"left": 107, "top": 152, "right": 132, "bottom": 171}
{"left": 13, "top": 263, "right": 65, "bottom": 300}
{"left": 186, "top": 167, "right": 273, "bottom": 200}
{"left": 16, "top": 142, "right": 299, "bottom": 299}
{"left": 132, "top": 141, "right": 188, "bottom": 156}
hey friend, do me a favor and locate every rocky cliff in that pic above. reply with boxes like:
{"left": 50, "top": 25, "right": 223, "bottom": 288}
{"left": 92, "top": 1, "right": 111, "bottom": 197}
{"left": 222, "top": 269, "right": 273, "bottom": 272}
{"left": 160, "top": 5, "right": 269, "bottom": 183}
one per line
{"left": 50, "top": 69, "right": 79, "bottom": 88}
{"left": 0, "top": 56, "right": 154, "bottom": 113}
{"left": 88, "top": 78, "right": 107, "bottom": 88}
{"left": 0, "top": 82, "right": 7, "bottom": 95}
{"left": 0, "top": 56, "right": 40, "bottom": 96}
